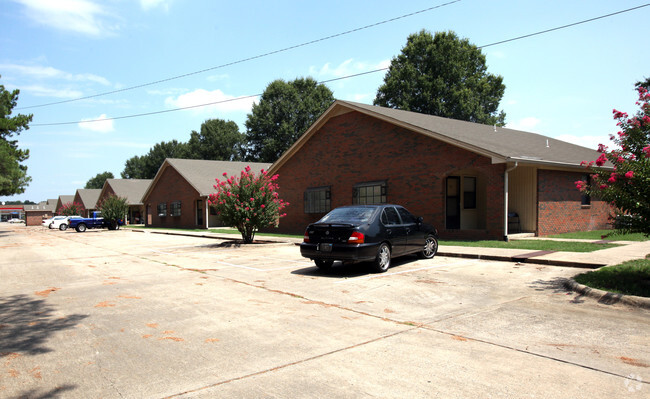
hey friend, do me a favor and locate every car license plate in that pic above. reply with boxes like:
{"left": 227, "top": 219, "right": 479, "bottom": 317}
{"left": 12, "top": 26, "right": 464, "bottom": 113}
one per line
{"left": 318, "top": 243, "right": 332, "bottom": 252}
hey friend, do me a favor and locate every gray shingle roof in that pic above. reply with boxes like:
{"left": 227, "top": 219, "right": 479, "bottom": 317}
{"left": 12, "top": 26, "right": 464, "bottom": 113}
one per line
{"left": 58, "top": 195, "right": 74, "bottom": 205}
{"left": 340, "top": 101, "right": 602, "bottom": 167}
{"left": 271, "top": 100, "right": 606, "bottom": 172}
{"left": 146, "top": 159, "right": 272, "bottom": 199}
{"left": 104, "top": 179, "right": 152, "bottom": 205}
{"left": 76, "top": 189, "right": 102, "bottom": 209}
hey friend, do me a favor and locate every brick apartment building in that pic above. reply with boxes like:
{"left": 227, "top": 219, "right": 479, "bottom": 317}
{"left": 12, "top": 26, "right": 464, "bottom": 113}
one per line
{"left": 142, "top": 159, "right": 270, "bottom": 229}
{"left": 268, "top": 100, "right": 611, "bottom": 240}
{"left": 98, "top": 179, "right": 152, "bottom": 224}
{"left": 72, "top": 189, "right": 102, "bottom": 218}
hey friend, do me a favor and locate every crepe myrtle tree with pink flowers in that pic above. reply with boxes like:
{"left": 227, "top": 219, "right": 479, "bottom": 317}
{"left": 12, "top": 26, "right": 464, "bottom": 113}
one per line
{"left": 58, "top": 201, "right": 83, "bottom": 216}
{"left": 575, "top": 83, "right": 650, "bottom": 236}
{"left": 208, "top": 166, "right": 289, "bottom": 243}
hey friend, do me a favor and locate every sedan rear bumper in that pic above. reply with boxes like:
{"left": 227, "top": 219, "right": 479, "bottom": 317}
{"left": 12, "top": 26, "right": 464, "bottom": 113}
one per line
{"left": 300, "top": 242, "right": 381, "bottom": 263}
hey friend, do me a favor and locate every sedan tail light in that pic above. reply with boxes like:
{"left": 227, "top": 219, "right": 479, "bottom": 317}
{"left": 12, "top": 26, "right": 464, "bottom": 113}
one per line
{"left": 347, "top": 231, "right": 365, "bottom": 244}
{"left": 303, "top": 229, "right": 310, "bottom": 243}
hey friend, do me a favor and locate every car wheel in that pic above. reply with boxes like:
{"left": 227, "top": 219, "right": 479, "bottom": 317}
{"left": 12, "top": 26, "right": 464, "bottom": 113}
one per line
{"left": 59, "top": 224, "right": 68, "bottom": 231}
{"left": 48, "top": 223, "right": 54, "bottom": 229}
{"left": 314, "top": 259, "right": 333, "bottom": 270}
{"left": 419, "top": 235, "right": 438, "bottom": 259}
{"left": 76, "top": 223, "right": 87, "bottom": 232}
{"left": 373, "top": 243, "right": 391, "bottom": 273}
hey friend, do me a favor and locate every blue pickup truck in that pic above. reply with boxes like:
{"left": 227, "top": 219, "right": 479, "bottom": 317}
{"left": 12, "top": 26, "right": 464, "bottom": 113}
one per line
{"left": 68, "top": 211, "right": 124, "bottom": 232}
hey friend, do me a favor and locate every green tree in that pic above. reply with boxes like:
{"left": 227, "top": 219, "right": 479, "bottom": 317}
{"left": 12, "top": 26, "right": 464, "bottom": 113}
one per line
{"left": 121, "top": 140, "right": 188, "bottom": 179}
{"left": 209, "top": 166, "right": 289, "bottom": 243}
{"left": 121, "top": 155, "right": 147, "bottom": 179}
{"left": 245, "top": 77, "right": 334, "bottom": 162}
{"left": 186, "top": 119, "right": 244, "bottom": 161}
{"left": 576, "top": 85, "right": 650, "bottom": 235}
{"left": 0, "top": 76, "right": 33, "bottom": 196}
{"left": 99, "top": 194, "right": 128, "bottom": 230}
{"left": 85, "top": 171, "right": 114, "bottom": 189}
{"left": 374, "top": 30, "right": 506, "bottom": 126}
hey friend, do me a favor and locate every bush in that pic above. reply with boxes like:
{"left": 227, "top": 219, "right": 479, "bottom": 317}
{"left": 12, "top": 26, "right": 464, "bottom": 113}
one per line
{"left": 99, "top": 194, "right": 128, "bottom": 229}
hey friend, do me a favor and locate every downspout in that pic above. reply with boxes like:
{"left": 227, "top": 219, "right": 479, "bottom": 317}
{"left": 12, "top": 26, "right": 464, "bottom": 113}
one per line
{"left": 204, "top": 197, "right": 209, "bottom": 229}
{"left": 504, "top": 161, "right": 518, "bottom": 241}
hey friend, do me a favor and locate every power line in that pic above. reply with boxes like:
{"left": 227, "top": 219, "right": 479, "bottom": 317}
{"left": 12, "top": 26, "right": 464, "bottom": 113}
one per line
{"left": 478, "top": 3, "right": 650, "bottom": 48}
{"left": 30, "top": 3, "right": 650, "bottom": 128}
{"left": 32, "top": 70, "right": 388, "bottom": 127}
{"left": 17, "top": 0, "right": 462, "bottom": 110}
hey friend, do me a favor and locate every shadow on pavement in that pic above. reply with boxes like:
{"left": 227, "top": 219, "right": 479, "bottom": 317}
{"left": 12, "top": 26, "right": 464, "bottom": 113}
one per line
{"left": 12, "top": 385, "right": 77, "bottom": 399}
{"left": 0, "top": 294, "right": 88, "bottom": 356}
{"left": 528, "top": 277, "right": 571, "bottom": 294}
{"left": 292, "top": 255, "right": 420, "bottom": 278}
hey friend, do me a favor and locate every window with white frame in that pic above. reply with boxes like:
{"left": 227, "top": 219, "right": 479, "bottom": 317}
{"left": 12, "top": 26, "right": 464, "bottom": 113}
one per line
{"left": 304, "top": 186, "right": 331, "bottom": 214}
{"left": 157, "top": 202, "right": 167, "bottom": 217}
{"left": 170, "top": 201, "right": 181, "bottom": 217}
{"left": 353, "top": 181, "right": 387, "bottom": 205}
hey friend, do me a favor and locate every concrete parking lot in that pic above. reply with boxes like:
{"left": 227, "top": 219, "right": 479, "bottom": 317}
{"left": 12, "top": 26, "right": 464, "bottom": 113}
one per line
{"left": 1, "top": 224, "right": 648, "bottom": 398}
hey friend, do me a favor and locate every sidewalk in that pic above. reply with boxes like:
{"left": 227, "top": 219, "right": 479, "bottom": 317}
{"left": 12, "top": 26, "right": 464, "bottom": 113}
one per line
{"left": 439, "top": 239, "right": 650, "bottom": 269}
{"left": 128, "top": 227, "right": 650, "bottom": 269}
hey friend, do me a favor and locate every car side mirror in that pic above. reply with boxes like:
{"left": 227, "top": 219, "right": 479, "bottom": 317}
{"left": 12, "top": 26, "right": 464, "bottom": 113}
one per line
{"left": 417, "top": 216, "right": 423, "bottom": 225}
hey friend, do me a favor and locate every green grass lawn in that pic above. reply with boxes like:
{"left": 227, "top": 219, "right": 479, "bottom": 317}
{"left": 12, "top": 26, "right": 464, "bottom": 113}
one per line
{"left": 440, "top": 239, "right": 619, "bottom": 253}
{"left": 574, "top": 258, "right": 650, "bottom": 298}
{"left": 548, "top": 230, "right": 648, "bottom": 241}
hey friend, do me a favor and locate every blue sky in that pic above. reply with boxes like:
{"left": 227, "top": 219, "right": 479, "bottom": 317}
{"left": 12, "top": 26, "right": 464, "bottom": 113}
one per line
{"left": 1, "top": 0, "right": 649, "bottom": 203}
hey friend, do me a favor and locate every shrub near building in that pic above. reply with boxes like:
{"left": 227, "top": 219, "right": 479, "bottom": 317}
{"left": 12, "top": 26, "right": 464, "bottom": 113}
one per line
{"left": 99, "top": 194, "right": 128, "bottom": 230}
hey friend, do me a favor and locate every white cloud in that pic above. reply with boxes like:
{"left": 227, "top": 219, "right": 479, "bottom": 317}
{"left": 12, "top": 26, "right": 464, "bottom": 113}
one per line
{"left": 13, "top": 0, "right": 121, "bottom": 36}
{"left": 506, "top": 117, "right": 541, "bottom": 132}
{"left": 0, "top": 64, "right": 111, "bottom": 85}
{"left": 140, "top": 0, "right": 170, "bottom": 11}
{"left": 165, "top": 89, "right": 258, "bottom": 115}
{"left": 309, "top": 58, "right": 390, "bottom": 78}
{"left": 21, "top": 85, "right": 83, "bottom": 98}
{"left": 78, "top": 114, "right": 114, "bottom": 132}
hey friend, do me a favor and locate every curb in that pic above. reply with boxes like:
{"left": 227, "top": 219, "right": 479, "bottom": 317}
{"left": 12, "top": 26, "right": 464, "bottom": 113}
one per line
{"left": 127, "top": 228, "right": 298, "bottom": 245}
{"left": 563, "top": 278, "right": 650, "bottom": 310}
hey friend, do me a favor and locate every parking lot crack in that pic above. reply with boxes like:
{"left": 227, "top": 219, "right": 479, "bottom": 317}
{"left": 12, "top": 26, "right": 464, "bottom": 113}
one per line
{"left": 162, "top": 327, "right": 417, "bottom": 398}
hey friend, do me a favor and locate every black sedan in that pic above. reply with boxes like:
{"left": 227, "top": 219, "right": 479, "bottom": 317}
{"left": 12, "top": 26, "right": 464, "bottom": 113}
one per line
{"left": 300, "top": 204, "right": 439, "bottom": 273}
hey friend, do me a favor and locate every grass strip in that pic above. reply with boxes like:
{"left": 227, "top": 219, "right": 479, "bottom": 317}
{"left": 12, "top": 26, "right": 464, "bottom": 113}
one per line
{"left": 440, "top": 239, "right": 620, "bottom": 253}
{"left": 548, "top": 230, "right": 648, "bottom": 241}
{"left": 574, "top": 258, "right": 650, "bottom": 297}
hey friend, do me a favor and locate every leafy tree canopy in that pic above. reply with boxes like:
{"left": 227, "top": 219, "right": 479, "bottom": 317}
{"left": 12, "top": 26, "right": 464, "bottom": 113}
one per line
{"left": 85, "top": 171, "right": 114, "bottom": 189}
{"left": 121, "top": 140, "right": 188, "bottom": 179}
{"left": 374, "top": 30, "right": 506, "bottom": 126}
{"left": 245, "top": 77, "right": 334, "bottom": 162}
{"left": 4, "top": 200, "right": 36, "bottom": 205}
{"left": 0, "top": 76, "right": 33, "bottom": 196}
{"left": 186, "top": 119, "right": 245, "bottom": 161}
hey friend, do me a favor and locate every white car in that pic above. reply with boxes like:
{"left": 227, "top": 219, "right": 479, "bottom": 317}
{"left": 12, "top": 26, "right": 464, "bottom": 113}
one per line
{"left": 43, "top": 216, "right": 68, "bottom": 229}
{"left": 8, "top": 218, "right": 24, "bottom": 224}
{"left": 54, "top": 216, "right": 81, "bottom": 231}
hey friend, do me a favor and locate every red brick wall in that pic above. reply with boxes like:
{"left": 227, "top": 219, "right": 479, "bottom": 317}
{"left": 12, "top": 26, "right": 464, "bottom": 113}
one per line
{"left": 144, "top": 166, "right": 203, "bottom": 229}
{"left": 26, "top": 211, "right": 52, "bottom": 226}
{"left": 273, "top": 111, "right": 506, "bottom": 239}
{"left": 537, "top": 169, "right": 611, "bottom": 235}
{"left": 72, "top": 192, "right": 89, "bottom": 217}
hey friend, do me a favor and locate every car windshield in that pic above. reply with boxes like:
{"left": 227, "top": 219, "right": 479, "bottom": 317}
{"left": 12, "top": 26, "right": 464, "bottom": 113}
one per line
{"left": 318, "top": 207, "right": 376, "bottom": 224}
